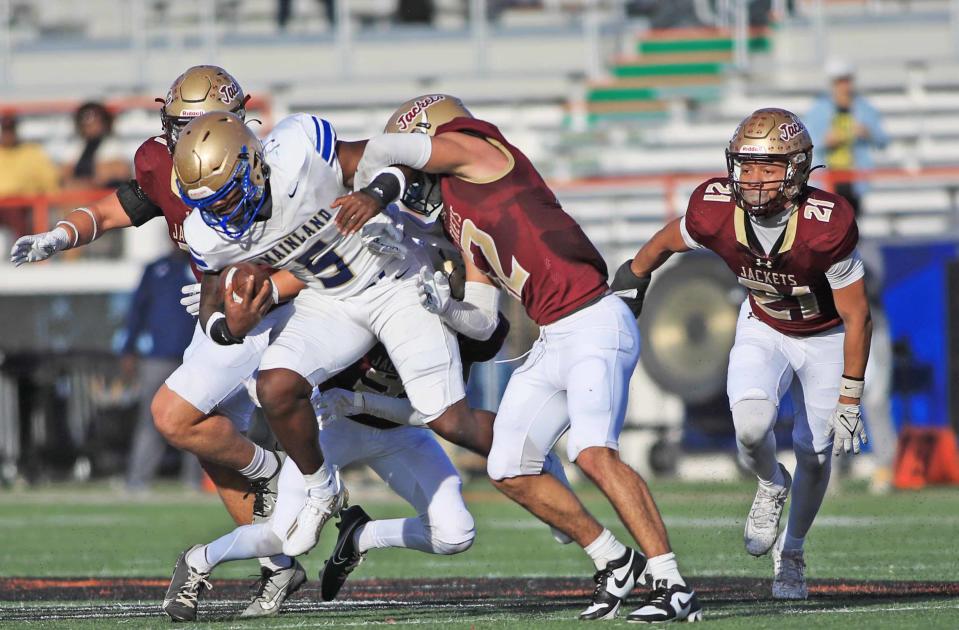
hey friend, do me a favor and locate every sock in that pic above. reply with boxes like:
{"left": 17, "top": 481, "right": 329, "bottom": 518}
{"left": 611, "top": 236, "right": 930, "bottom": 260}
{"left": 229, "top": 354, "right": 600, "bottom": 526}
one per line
{"left": 258, "top": 554, "right": 293, "bottom": 572}
{"left": 583, "top": 528, "right": 627, "bottom": 571}
{"left": 303, "top": 464, "right": 335, "bottom": 499}
{"left": 782, "top": 533, "right": 805, "bottom": 552}
{"left": 238, "top": 446, "right": 279, "bottom": 481}
{"left": 354, "top": 518, "right": 434, "bottom": 554}
{"left": 785, "top": 451, "right": 832, "bottom": 545}
{"left": 645, "top": 552, "right": 685, "bottom": 588}
{"left": 193, "top": 523, "right": 284, "bottom": 572}
{"left": 759, "top": 464, "right": 786, "bottom": 489}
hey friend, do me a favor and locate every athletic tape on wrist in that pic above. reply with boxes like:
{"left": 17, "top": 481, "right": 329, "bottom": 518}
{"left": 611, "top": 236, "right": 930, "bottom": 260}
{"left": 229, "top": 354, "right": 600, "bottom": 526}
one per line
{"left": 839, "top": 375, "right": 864, "bottom": 399}
{"left": 55, "top": 221, "right": 79, "bottom": 248}
{"left": 74, "top": 207, "right": 98, "bottom": 242}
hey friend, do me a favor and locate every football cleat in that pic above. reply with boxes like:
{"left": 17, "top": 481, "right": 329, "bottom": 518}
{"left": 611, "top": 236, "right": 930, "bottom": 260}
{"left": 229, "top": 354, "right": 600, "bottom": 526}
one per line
{"left": 626, "top": 579, "right": 702, "bottom": 623}
{"left": 282, "top": 482, "right": 349, "bottom": 557}
{"left": 744, "top": 464, "right": 792, "bottom": 556}
{"left": 319, "top": 505, "right": 372, "bottom": 601}
{"left": 240, "top": 560, "right": 307, "bottom": 618}
{"left": 579, "top": 548, "right": 646, "bottom": 621}
{"left": 162, "top": 545, "right": 213, "bottom": 622}
{"left": 247, "top": 453, "right": 283, "bottom": 524}
{"left": 772, "top": 532, "right": 808, "bottom": 600}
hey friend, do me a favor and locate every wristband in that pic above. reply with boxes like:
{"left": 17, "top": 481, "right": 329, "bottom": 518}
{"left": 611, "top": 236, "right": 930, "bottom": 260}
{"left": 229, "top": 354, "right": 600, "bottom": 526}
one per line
{"left": 360, "top": 167, "right": 406, "bottom": 208}
{"left": 205, "top": 312, "right": 245, "bottom": 345}
{"left": 55, "top": 221, "right": 79, "bottom": 248}
{"left": 839, "top": 375, "right": 864, "bottom": 399}
{"left": 268, "top": 278, "right": 280, "bottom": 305}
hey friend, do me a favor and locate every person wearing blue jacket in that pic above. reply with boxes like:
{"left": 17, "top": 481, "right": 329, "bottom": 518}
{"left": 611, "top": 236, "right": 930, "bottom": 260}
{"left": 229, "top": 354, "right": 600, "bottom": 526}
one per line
{"left": 805, "top": 59, "right": 889, "bottom": 217}
{"left": 121, "top": 247, "right": 197, "bottom": 491}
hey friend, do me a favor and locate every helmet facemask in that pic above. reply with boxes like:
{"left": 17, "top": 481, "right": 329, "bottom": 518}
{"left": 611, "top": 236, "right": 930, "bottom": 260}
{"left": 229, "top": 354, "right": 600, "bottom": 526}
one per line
{"left": 401, "top": 172, "right": 443, "bottom": 218}
{"left": 726, "top": 152, "right": 809, "bottom": 217}
{"left": 179, "top": 146, "right": 268, "bottom": 239}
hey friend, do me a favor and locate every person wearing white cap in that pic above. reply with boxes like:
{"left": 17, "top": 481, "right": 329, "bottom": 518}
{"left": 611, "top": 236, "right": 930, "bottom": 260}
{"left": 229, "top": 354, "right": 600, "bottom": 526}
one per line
{"left": 805, "top": 58, "right": 889, "bottom": 216}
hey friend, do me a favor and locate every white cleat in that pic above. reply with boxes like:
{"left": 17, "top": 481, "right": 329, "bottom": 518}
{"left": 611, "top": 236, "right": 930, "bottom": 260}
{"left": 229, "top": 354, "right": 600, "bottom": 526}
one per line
{"left": 282, "top": 483, "right": 349, "bottom": 557}
{"left": 744, "top": 464, "right": 791, "bottom": 557}
{"left": 772, "top": 531, "right": 808, "bottom": 600}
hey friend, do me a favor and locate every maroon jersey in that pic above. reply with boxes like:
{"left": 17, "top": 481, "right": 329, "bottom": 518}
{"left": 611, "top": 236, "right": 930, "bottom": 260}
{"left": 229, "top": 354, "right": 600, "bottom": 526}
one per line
{"left": 127, "top": 136, "right": 199, "bottom": 278}
{"left": 684, "top": 177, "right": 858, "bottom": 336}
{"left": 436, "top": 118, "right": 608, "bottom": 326}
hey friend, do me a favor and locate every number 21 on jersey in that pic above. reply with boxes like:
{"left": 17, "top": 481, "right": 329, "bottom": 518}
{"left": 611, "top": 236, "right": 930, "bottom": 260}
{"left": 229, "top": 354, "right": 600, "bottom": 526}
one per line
{"left": 459, "top": 219, "right": 530, "bottom": 299}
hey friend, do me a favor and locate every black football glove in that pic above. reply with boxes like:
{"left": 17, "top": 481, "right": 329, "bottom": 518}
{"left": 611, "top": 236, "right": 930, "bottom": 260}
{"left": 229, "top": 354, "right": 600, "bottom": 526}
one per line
{"left": 610, "top": 259, "right": 651, "bottom": 319}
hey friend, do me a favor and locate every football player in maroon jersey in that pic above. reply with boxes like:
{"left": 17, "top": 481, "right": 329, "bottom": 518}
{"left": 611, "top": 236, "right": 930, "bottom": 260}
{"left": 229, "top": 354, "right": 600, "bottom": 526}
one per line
{"left": 618, "top": 108, "right": 872, "bottom": 600}
{"left": 9, "top": 66, "right": 309, "bottom": 616}
{"left": 333, "top": 95, "right": 700, "bottom": 623}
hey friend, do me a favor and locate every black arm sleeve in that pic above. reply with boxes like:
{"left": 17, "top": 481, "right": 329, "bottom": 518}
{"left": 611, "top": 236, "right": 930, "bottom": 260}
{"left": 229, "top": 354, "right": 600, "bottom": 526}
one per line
{"left": 116, "top": 179, "right": 163, "bottom": 227}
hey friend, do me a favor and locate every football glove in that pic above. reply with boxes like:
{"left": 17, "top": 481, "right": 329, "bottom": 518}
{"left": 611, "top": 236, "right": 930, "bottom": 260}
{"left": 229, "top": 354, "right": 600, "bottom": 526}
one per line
{"left": 360, "top": 221, "right": 407, "bottom": 260}
{"left": 9, "top": 227, "right": 72, "bottom": 266}
{"left": 415, "top": 265, "right": 452, "bottom": 315}
{"left": 311, "top": 388, "right": 363, "bottom": 424}
{"left": 610, "top": 259, "right": 651, "bottom": 318}
{"left": 827, "top": 403, "right": 868, "bottom": 455}
{"left": 180, "top": 282, "right": 201, "bottom": 317}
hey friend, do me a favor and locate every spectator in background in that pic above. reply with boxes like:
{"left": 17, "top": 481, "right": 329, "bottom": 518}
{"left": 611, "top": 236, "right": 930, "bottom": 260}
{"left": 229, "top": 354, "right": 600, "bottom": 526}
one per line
{"left": 120, "top": 246, "right": 198, "bottom": 492}
{"left": 806, "top": 59, "right": 889, "bottom": 217}
{"left": 277, "top": 0, "right": 335, "bottom": 29}
{"left": 0, "top": 114, "right": 61, "bottom": 240}
{"left": 61, "top": 101, "right": 131, "bottom": 190}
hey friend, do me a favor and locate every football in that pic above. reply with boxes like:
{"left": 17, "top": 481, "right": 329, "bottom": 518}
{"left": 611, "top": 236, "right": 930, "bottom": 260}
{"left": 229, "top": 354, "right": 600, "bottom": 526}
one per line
{"left": 221, "top": 262, "right": 272, "bottom": 304}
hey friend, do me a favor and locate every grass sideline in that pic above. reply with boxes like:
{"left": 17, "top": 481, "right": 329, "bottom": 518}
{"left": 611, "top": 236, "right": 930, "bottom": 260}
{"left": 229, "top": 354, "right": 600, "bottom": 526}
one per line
{"left": 1, "top": 478, "right": 958, "bottom": 628}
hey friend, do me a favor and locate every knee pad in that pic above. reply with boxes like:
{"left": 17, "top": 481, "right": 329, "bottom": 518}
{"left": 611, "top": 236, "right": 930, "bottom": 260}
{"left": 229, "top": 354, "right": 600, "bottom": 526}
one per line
{"left": 486, "top": 447, "right": 513, "bottom": 481}
{"left": 424, "top": 513, "right": 475, "bottom": 555}
{"left": 731, "top": 396, "right": 778, "bottom": 448}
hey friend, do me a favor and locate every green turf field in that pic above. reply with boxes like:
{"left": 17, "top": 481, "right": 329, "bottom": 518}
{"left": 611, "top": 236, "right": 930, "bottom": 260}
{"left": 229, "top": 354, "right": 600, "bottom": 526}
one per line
{"left": 1, "top": 478, "right": 958, "bottom": 628}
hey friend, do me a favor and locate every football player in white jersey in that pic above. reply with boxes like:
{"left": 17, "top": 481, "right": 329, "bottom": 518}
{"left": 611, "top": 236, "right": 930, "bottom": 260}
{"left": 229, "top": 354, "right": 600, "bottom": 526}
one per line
{"left": 175, "top": 112, "right": 502, "bottom": 560}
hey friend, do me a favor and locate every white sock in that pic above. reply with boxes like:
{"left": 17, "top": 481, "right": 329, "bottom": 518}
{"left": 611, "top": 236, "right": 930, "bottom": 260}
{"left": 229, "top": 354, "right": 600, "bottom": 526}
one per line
{"left": 195, "top": 523, "right": 284, "bottom": 572}
{"left": 303, "top": 464, "right": 335, "bottom": 499}
{"left": 782, "top": 533, "right": 805, "bottom": 552}
{"left": 759, "top": 464, "right": 786, "bottom": 489}
{"left": 238, "top": 446, "right": 279, "bottom": 481}
{"left": 258, "top": 554, "right": 293, "bottom": 571}
{"left": 646, "top": 552, "right": 685, "bottom": 587}
{"left": 355, "top": 518, "right": 434, "bottom": 554}
{"left": 583, "top": 528, "right": 627, "bottom": 571}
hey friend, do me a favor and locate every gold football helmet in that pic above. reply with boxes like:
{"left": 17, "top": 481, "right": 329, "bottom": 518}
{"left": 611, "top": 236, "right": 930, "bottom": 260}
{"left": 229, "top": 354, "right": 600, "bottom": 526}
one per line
{"left": 726, "top": 108, "right": 813, "bottom": 216}
{"left": 159, "top": 65, "right": 248, "bottom": 149}
{"left": 385, "top": 94, "right": 472, "bottom": 135}
{"left": 173, "top": 112, "right": 268, "bottom": 238}
{"left": 385, "top": 94, "right": 471, "bottom": 216}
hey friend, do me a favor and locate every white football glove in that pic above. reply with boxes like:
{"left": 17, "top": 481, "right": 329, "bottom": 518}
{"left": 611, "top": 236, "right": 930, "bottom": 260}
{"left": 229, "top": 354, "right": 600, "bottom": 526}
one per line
{"left": 180, "top": 282, "right": 201, "bottom": 317}
{"left": 414, "top": 265, "right": 451, "bottom": 315}
{"left": 361, "top": 222, "right": 408, "bottom": 260}
{"left": 9, "top": 227, "right": 72, "bottom": 266}
{"left": 311, "top": 387, "right": 364, "bottom": 424}
{"left": 827, "top": 403, "right": 868, "bottom": 455}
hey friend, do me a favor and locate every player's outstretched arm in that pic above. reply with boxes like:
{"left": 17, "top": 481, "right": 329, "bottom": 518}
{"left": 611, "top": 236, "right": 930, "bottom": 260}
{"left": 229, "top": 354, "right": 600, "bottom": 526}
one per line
{"left": 9, "top": 192, "right": 132, "bottom": 265}
{"left": 612, "top": 217, "right": 691, "bottom": 318}
{"left": 828, "top": 278, "right": 873, "bottom": 455}
{"left": 416, "top": 257, "right": 500, "bottom": 341}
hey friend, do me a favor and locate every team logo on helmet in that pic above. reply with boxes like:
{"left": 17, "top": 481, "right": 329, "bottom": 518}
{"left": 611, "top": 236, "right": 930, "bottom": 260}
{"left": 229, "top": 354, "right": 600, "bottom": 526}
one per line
{"left": 778, "top": 121, "right": 805, "bottom": 142}
{"left": 396, "top": 95, "right": 447, "bottom": 132}
{"left": 218, "top": 82, "right": 240, "bottom": 105}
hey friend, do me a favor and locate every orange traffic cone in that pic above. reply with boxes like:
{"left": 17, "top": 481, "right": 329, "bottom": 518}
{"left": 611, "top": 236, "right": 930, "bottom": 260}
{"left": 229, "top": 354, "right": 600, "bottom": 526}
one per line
{"left": 893, "top": 427, "right": 959, "bottom": 490}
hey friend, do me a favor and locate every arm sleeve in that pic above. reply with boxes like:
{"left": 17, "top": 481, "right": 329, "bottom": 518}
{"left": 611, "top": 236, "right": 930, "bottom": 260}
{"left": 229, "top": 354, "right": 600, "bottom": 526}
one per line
{"left": 440, "top": 281, "right": 501, "bottom": 341}
{"left": 354, "top": 133, "right": 433, "bottom": 189}
{"left": 679, "top": 215, "right": 706, "bottom": 250}
{"left": 826, "top": 249, "right": 865, "bottom": 290}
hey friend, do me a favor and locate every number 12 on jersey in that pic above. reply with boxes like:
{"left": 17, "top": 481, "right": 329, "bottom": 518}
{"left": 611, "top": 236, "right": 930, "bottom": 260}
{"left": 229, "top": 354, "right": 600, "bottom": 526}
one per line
{"left": 459, "top": 219, "right": 530, "bottom": 299}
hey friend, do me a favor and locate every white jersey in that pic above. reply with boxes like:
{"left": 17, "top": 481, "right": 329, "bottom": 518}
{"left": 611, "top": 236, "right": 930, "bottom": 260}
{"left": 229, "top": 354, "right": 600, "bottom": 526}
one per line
{"left": 185, "top": 114, "right": 395, "bottom": 298}
{"left": 387, "top": 202, "right": 461, "bottom": 272}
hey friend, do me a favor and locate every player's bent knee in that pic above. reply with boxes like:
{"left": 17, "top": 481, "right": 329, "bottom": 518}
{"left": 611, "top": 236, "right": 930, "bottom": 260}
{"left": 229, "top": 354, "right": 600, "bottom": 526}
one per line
{"left": 731, "top": 397, "right": 778, "bottom": 448}
{"left": 425, "top": 516, "right": 475, "bottom": 555}
{"left": 256, "top": 369, "right": 309, "bottom": 414}
{"left": 573, "top": 445, "right": 618, "bottom": 478}
{"left": 151, "top": 386, "right": 198, "bottom": 445}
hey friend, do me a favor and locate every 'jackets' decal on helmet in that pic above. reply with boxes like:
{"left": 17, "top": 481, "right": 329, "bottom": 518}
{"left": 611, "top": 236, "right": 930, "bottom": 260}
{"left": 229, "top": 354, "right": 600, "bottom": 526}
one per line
{"left": 396, "top": 95, "right": 446, "bottom": 131}
{"left": 779, "top": 122, "right": 804, "bottom": 142}
{"left": 219, "top": 82, "right": 240, "bottom": 104}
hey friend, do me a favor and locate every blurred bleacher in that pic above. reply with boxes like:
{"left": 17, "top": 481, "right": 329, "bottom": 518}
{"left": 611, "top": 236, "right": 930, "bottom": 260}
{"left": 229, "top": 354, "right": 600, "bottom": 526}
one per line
{"left": 2, "top": 0, "right": 959, "bottom": 287}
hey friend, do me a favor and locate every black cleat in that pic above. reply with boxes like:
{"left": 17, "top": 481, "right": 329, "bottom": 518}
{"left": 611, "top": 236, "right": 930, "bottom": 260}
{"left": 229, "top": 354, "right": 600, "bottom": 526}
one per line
{"left": 246, "top": 453, "right": 283, "bottom": 523}
{"left": 319, "top": 505, "right": 372, "bottom": 601}
{"left": 627, "top": 580, "right": 703, "bottom": 623}
{"left": 162, "top": 545, "right": 212, "bottom": 622}
{"left": 579, "top": 548, "right": 647, "bottom": 620}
